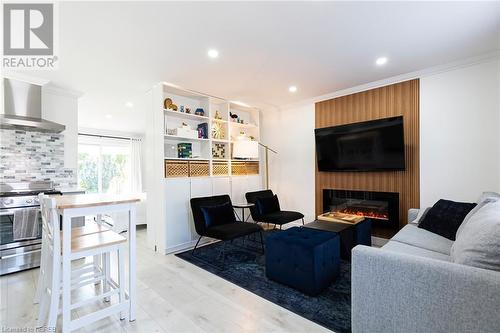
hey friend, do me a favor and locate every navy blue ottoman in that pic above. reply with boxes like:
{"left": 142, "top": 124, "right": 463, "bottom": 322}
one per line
{"left": 265, "top": 227, "right": 340, "bottom": 296}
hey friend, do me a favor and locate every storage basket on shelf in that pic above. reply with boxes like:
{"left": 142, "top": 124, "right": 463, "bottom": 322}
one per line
{"left": 231, "top": 161, "right": 247, "bottom": 175}
{"left": 189, "top": 160, "right": 210, "bottom": 177}
{"left": 165, "top": 160, "right": 189, "bottom": 178}
{"left": 212, "top": 161, "right": 229, "bottom": 176}
{"left": 245, "top": 161, "right": 259, "bottom": 175}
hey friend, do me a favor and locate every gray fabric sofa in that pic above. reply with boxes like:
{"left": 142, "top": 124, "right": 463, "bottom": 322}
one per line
{"left": 351, "top": 209, "right": 500, "bottom": 333}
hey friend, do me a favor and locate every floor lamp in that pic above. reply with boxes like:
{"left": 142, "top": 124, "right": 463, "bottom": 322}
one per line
{"left": 232, "top": 140, "right": 277, "bottom": 189}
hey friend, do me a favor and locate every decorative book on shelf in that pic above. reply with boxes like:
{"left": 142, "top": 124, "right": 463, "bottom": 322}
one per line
{"left": 177, "top": 143, "right": 192, "bottom": 159}
{"left": 212, "top": 143, "right": 227, "bottom": 159}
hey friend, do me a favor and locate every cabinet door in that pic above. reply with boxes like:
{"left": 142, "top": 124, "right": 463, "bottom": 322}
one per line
{"left": 165, "top": 178, "right": 191, "bottom": 250}
{"left": 189, "top": 178, "right": 213, "bottom": 240}
{"left": 190, "top": 178, "right": 213, "bottom": 198}
{"left": 212, "top": 177, "right": 231, "bottom": 196}
{"left": 246, "top": 175, "right": 263, "bottom": 193}
{"left": 230, "top": 176, "right": 248, "bottom": 204}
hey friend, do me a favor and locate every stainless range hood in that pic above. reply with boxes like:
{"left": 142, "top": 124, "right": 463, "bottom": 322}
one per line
{"left": 1, "top": 78, "right": 65, "bottom": 133}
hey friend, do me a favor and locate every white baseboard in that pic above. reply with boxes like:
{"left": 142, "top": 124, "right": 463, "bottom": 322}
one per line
{"left": 163, "top": 237, "right": 217, "bottom": 255}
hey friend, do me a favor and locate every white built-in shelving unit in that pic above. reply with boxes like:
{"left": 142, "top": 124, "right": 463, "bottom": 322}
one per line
{"left": 144, "top": 82, "right": 263, "bottom": 254}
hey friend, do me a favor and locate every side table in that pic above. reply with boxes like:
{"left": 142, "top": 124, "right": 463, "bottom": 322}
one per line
{"left": 232, "top": 202, "right": 255, "bottom": 222}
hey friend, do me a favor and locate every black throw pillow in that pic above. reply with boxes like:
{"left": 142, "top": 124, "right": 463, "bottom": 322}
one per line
{"left": 256, "top": 195, "right": 281, "bottom": 215}
{"left": 200, "top": 202, "right": 236, "bottom": 228}
{"left": 418, "top": 199, "right": 476, "bottom": 240}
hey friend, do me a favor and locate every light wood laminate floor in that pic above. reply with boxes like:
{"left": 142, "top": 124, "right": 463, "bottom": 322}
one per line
{"left": 0, "top": 228, "right": 331, "bottom": 333}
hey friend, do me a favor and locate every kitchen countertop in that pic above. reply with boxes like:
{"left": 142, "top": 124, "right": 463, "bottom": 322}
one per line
{"left": 54, "top": 193, "right": 141, "bottom": 209}
{"left": 57, "top": 188, "right": 86, "bottom": 194}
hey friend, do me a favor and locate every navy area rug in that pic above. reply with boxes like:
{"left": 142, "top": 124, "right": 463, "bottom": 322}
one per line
{"left": 175, "top": 232, "right": 351, "bottom": 333}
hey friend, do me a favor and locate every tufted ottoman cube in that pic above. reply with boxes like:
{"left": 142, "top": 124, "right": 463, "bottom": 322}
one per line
{"left": 265, "top": 227, "right": 340, "bottom": 296}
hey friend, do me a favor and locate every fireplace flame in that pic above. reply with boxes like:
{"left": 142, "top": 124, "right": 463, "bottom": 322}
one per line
{"left": 336, "top": 207, "right": 389, "bottom": 220}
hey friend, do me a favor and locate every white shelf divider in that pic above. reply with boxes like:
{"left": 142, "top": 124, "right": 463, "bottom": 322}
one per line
{"left": 164, "top": 109, "right": 209, "bottom": 121}
{"left": 164, "top": 134, "right": 209, "bottom": 141}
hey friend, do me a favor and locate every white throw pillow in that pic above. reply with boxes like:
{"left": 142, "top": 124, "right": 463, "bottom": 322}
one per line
{"left": 476, "top": 191, "right": 500, "bottom": 203}
{"left": 455, "top": 194, "right": 500, "bottom": 239}
{"left": 451, "top": 200, "right": 500, "bottom": 272}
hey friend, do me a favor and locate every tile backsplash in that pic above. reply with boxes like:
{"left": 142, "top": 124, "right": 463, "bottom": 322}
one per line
{"left": 0, "top": 129, "right": 77, "bottom": 188}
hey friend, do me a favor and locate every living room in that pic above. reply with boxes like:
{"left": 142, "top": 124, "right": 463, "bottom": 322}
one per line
{"left": 1, "top": 1, "right": 499, "bottom": 333}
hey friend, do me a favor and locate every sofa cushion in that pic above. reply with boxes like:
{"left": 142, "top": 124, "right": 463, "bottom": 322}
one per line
{"left": 260, "top": 211, "right": 304, "bottom": 225}
{"left": 392, "top": 224, "right": 453, "bottom": 255}
{"left": 204, "top": 222, "right": 262, "bottom": 240}
{"left": 455, "top": 193, "right": 500, "bottom": 239}
{"left": 476, "top": 191, "right": 500, "bottom": 203}
{"left": 382, "top": 240, "right": 450, "bottom": 262}
{"left": 418, "top": 199, "right": 476, "bottom": 240}
{"left": 451, "top": 200, "right": 500, "bottom": 272}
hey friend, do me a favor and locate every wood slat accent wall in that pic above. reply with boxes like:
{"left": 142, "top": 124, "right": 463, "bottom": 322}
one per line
{"left": 315, "top": 79, "right": 420, "bottom": 230}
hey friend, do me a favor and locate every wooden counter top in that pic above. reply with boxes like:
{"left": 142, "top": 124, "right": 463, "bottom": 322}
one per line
{"left": 54, "top": 193, "right": 141, "bottom": 209}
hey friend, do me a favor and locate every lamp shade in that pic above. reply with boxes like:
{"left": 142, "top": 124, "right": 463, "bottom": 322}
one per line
{"left": 232, "top": 140, "right": 259, "bottom": 159}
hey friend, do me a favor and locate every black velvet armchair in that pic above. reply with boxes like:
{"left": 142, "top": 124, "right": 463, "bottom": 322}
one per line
{"left": 245, "top": 190, "right": 305, "bottom": 229}
{"left": 190, "top": 195, "right": 264, "bottom": 267}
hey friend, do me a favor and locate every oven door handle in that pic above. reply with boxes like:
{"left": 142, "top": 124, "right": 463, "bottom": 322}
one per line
{"left": 0, "top": 207, "right": 40, "bottom": 216}
{"left": 0, "top": 248, "right": 41, "bottom": 259}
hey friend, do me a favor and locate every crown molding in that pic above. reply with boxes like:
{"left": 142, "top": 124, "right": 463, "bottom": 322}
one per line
{"left": 279, "top": 51, "right": 500, "bottom": 110}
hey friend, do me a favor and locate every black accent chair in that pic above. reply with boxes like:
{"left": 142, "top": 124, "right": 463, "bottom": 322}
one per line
{"left": 190, "top": 195, "right": 264, "bottom": 268}
{"left": 246, "top": 190, "right": 305, "bottom": 229}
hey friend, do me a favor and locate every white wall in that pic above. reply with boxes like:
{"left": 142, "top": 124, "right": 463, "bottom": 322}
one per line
{"left": 261, "top": 57, "right": 500, "bottom": 221}
{"left": 420, "top": 59, "right": 500, "bottom": 207}
{"left": 261, "top": 104, "right": 316, "bottom": 222}
{"left": 42, "top": 87, "right": 80, "bottom": 170}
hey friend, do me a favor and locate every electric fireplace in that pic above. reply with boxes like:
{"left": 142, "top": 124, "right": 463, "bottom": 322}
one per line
{"left": 323, "top": 189, "right": 399, "bottom": 230}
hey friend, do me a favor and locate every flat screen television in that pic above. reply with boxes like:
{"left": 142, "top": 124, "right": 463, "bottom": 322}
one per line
{"left": 315, "top": 116, "right": 405, "bottom": 171}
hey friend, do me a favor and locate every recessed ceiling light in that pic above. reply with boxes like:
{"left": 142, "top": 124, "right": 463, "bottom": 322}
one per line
{"left": 376, "top": 57, "right": 388, "bottom": 66}
{"left": 207, "top": 49, "right": 219, "bottom": 59}
{"left": 125, "top": 102, "right": 134, "bottom": 108}
{"left": 105, "top": 114, "right": 112, "bottom": 119}
{"left": 289, "top": 86, "right": 298, "bottom": 93}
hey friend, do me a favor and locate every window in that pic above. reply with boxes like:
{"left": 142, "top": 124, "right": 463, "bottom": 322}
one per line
{"left": 78, "top": 135, "right": 131, "bottom": 194}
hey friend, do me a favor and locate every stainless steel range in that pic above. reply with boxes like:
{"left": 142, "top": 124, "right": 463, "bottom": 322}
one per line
{"left": 0, "top": 181, "right": 62, "bottom": 275}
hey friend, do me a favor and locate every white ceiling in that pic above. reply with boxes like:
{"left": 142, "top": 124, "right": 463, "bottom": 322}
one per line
{"left": 11, "top": 1, "right": 500, "bottom": 133}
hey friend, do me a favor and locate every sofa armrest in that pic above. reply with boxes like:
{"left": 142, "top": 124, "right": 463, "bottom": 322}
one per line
{"left": 351, "top": 246, "right": 500, "bottom": 333}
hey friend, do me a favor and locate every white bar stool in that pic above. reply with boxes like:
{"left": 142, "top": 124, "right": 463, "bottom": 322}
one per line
{"left": 34, "top": 219, "right": 110, "bottom": 305}
{"left": 35, "top": 194, "right": 128, "bottom": 331}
